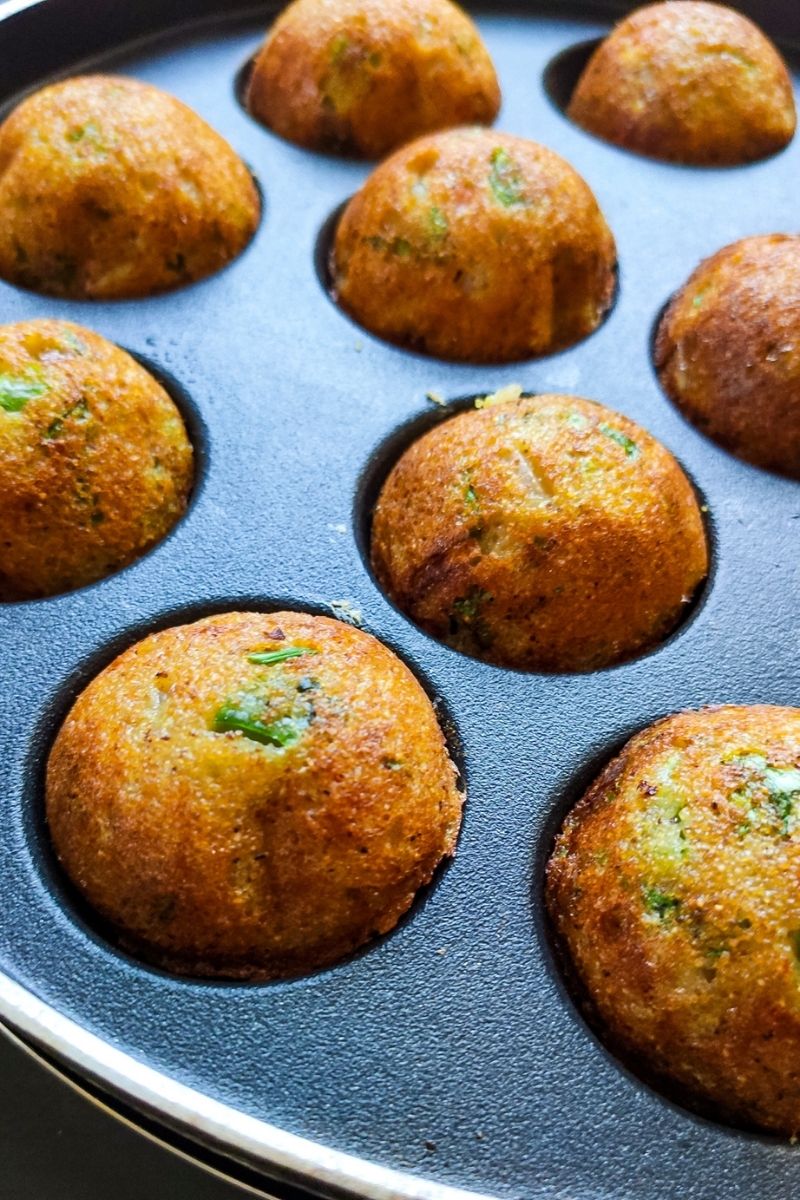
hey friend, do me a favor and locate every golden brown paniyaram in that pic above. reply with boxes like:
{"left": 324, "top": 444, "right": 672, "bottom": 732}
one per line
{"left": 46, "top": 611, "right": 463, "bottom": 980}
{"left": 547, "top": 705, "right": 800, "bottom": 1136}
{"left": 331, "top": 128, "right": 617, "bottom": 363}
{"left": 568, "top": 1, "right": 796, "bottom": 165}
{"left": 370, "top": 392, "right": 708, "bottom": 672}
{"left": 0, "top": 319, "right": 193, "bottom": 601}
{"left": 655, "top": 234, "right": 800, "bottom": 479}
{"left": 0, "top": 75, "right": 260, "bottom": 299}
{"left": 247, "top": 0, "right": 500, "bottom": 158}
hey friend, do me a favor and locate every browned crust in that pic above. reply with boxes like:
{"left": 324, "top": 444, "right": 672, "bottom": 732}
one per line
{"left": 332, "top": 129, "right": 617, "bottom": 363}
{"left": 569, "top": 1, "right": 796, "bottom": 165}
{"left": 247, "top": 0, "right": 500, "bottom": 158}
{"left": 0, "top": 319, "right": 193, "bottom": 600}
{"left": 46, "top": 611, "right": 463, "bottom": 980}
{"left": 371, "top": 394, "right": 707, "bottom": 671}
{"left": 0, "top": 75, "right": 260, "bottom": 299}
{"left": 655, "top": 234, "right": 800, "bottom": 478}
{"left": 546, "top": 705, "right": 800, "bottom": 1135}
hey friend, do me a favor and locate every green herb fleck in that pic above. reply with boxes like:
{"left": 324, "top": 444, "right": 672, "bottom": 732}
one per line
{"left": 330, "top": 34, "right": 349, "bottom": 64}
{"left": 382, "top": 757, "right": 404, "bottom": 770}
{"left": 90, "top": 510, "right": 106, "bottom": 525}
{"left": 213, "top": 707, "right": 307, "bottom": 747}
{"left": 452, "top": 587, "right": 492, "bottom": 622}
{"left": 566, "top": 410, "right": 589, "bottom": 430}
{"left": 643, "top": 886, "right": 681, "bottom": 919}
{"left": 428, "top": 206, "right": 448, "bottom": 239}
{"left": 449, "top": 586, "right": 493, "bottom": 648}
{"left": 368, "top": 51, "right": 382, "bottom": 67}
{"left": 67, "top": 120, "right": 102, "bottom": 145}
{"left": 764, "top": 764, "right": 800, "bottom": 798}
{"left": 0, "top": 369, "right": 48, "bottom": 413}
{"left": 247, "top": 646, "right": 317, "bottom": 667}
{"left": 461, "top": 470, "right": 480, "bottom": 511}
{"left": 488, "top": 146, "right": 527, "bottom": 208}
{"left": 365, "top": 235, "right": 412, "bottom": 256}
{"left": 729, "top": 753, "right": 800, "bottom": 838}
{"left": 45, "top": 396, "right": 89, "bottom": 439}
{"left": 599, "top": 423, "right": 639, "bottom": 459}
{"left": 721, "top": 49, "right": 758, "bottom": 72}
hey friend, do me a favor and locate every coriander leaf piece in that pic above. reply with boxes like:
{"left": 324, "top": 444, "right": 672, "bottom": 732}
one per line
{"left": 0, "top": 370, "right": 48, "bottom": 413}
{"left": 247, "top": 646, "right": 317, "bottom": 666}
{"left": 213, "top": 706, "right": 307, "bottom": 748}
{"left": 643, "top": 886, "right": 681, "bottom": 919}
{"left": 599, "top": 422, "right": 639, "bottom": 459}
{"left": 488, "top": 147, "right": 527, "bottom": 208}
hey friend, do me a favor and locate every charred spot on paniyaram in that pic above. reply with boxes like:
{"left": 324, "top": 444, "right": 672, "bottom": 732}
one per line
{"left": 46, "top": 611, "right": 463, "bottom": 980}
{"left": 655, "top": 234, "right": 800, "bottom": 479}
{"left": 0, "top": 75, "right": 260, "bottom": 299}
{"left": 370, "top": 392, "right": 708, "bottom": 672}
{"left": 0, "top": 319, "right": 193, "bottom": 601}
{"left": 330, "top": 128, "right": 617, "bottom": 363}
{"left": 568, "top": 1, "right": 796, "bottom": 166}
{"left": 546, "top": 705, "right": 800, "bottom": 1136}
{"left": 246, "top": 0, "right": 500, "bottom": 158}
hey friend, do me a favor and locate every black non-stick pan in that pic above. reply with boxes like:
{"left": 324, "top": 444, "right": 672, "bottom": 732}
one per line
{"left": 0, "top": 1, "right": 798, "bottom": 1197}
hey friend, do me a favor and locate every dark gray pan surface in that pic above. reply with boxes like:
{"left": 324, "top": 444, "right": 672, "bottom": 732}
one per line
{"left": 0, "top": 1, "right": 799, "bottom": 1197}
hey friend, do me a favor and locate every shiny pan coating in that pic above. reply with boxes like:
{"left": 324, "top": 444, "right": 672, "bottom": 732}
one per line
{"left": 46, "top": 611, "right": 463, "bottom": 980}
{"left": 0, "top": 319, "right": 193, "bottom": 601}
{"left": 331, "top": 128, "right": 617, "bottom": 363}
{"left": 546, "top": 705, "right": 800, "bottom": 1136}
{"left": 247, "top": 0, "right": 500, "bottom": 158}
{"left": 370, "top": 393, "right": 708, "bottom": 672}
{"left": 0, "top": 75, "right": 260, "bottom": 299}
{"left": 568, "top": 1, "right": 796, "bottom": 165}
{"left": 655, "top": 234, "right": 800, "bottom": 479}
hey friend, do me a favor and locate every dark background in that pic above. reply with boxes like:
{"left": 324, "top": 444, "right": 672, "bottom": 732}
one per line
{"left": 0, "top": 1033, "right": 255, "bottom": 1200}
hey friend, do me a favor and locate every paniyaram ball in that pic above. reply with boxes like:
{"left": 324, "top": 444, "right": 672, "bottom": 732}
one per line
{"left": 370, "top": 392, "right": 707, "bottom": 671}
{"left": 655, "top": 234, "right": 800, "bottom": 478}
{"left": 547, "top": 705, "right": 800, "bottom": 1135}
{"left": 46, "top": 611, "right": 463, "bottom": 979}
{"left": 247, "top": 0, "right": 500, "bottom": 158}
{"left": 0, "top": 319, "right": 192, "bottom": 601}
{"left": 331, "top": 128, "right": 617, "bottom": 363}
{"left": 568, "top": 1, "right": 796, "bottom": 165}
{"left": 0, "top": 75, "right": 260, "bottom": 298}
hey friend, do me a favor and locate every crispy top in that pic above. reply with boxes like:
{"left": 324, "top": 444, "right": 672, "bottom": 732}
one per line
{"left": 333, "top": 129, "right": 616, "bottom": 362}
{"left": 569, "top": 1, "right": 796, "bottom": 164}
{"left": 372, "top": 394, "right": 707, "bottom": 671}
{"left": 0, "top": 75, "right": 260, "bottom": 298}
{"left": 0, "top": 319, "right": 192, "bottom": 600}
{"left": 656, "top": 234, "right": 800, "bottom": 478}
{"left": 47, "top": 611, "right": 462, "bottom": 979}
{"left": 248, "top": 0, "right": 500, "bottom": 157}
{"left": 547, "top": 705, "right": 800, "bottom": 1134}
